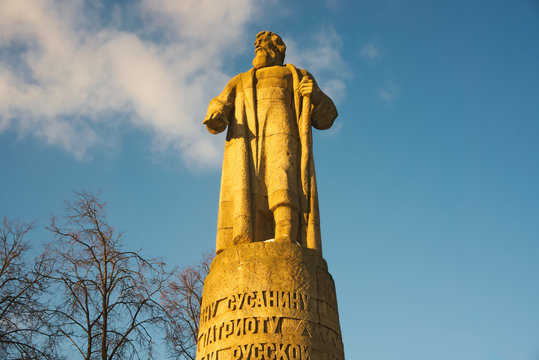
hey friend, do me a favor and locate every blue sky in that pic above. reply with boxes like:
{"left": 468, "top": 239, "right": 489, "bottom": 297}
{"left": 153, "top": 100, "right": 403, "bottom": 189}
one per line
{"left": 1, "top": 0, "right": 539, "bottom": 358}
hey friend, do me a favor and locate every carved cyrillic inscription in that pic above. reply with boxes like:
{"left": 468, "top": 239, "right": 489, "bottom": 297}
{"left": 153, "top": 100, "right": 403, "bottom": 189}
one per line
{"left": 198, "top": 316, "right": 282, "bottom": 349}
{"left": 195, "top": 243, "right": 344, "bottom": 360}
{"left": 232, "top": 343, "right": 310, "bottom": 360}
{"left": 200, "top": 297, "right": 226, "bottom": 324}
{"left": 228, "top": 291, "right": 309, "bottom": 311}
{"left": 199, "top": 291, "right": 310, "bottom": 326}
{"left": 197, "top": 317, "right": 343, "bottom": 357}
{"left": 199, "top": 351, "right": 218, "bottom": 360}
{"left": 197, "top": 289, "right": 343, "bottom": 358}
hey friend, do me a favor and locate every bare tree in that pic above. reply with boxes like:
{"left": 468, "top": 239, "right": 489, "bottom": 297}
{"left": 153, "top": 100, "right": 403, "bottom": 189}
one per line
{"left": 0, "top": 218, "right": 57, "bottom": 360}
{"left": 161, "top": 254, "right": 212, "bottom": 360}
{"left": 45, "top": 191, "right": 170, "bottom": 360}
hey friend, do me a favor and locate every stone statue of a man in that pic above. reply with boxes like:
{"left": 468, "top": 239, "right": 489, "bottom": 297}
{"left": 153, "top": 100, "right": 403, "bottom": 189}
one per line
{"left": 204, "top": 31, "right": 337, "bottom": 254}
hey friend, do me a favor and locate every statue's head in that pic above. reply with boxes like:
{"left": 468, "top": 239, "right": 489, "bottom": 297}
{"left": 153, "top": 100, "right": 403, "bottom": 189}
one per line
{"left": 252, "top": 31, "right": 286, "bottom": 69}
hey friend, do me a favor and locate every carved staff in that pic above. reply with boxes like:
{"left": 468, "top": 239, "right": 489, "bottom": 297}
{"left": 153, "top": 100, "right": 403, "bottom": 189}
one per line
{"left": 300, "top": 87, "right": 312, "bottom": 245}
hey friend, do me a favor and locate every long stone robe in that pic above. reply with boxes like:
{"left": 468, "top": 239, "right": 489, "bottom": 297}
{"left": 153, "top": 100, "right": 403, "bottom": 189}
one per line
{"left": 204, "top": 64, "right": 337, "bottom": 254}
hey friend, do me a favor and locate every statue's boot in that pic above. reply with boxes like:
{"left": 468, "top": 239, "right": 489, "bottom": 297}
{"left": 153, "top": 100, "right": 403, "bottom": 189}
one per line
{"left": 273, "top": 205, "right": 298, "bottom": 243}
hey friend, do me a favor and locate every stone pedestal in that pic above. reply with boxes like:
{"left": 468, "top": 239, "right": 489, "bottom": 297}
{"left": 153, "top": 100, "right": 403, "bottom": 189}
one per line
{"left": 196, "top": 242, "right": 344, "bottom": 360}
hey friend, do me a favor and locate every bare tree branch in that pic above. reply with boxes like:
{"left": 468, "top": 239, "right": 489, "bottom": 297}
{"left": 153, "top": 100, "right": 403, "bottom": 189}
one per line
{"left": 161, "top": 254, "right": 212, "bottom": 360}
{"left": 44, "top": 191, "right": 171, "bottom": 360}
{"left": 0, "top": 217, "right": 58, "bottom": 360}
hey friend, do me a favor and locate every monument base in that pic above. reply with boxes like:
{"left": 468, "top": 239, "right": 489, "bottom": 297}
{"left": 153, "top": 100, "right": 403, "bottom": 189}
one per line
{"left": 196, "top": 242, "right": 344, "bottom": 360}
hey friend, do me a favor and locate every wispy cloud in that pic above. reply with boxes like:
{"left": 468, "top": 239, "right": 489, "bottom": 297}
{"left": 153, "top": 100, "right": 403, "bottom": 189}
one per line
{"left": 0, "top": 0, "right": 257, "bottom": 168}
{"left": 0, "top": 0, "right": 346, "bottom": 169}
{"left": 378, "top": 82, "right": 400, "bottom": 103}
{"left": 360, "top": 42, "right": 379, "bottom": 59}
{"left": 285, "top": 26, "right": 349, "bottom": 103}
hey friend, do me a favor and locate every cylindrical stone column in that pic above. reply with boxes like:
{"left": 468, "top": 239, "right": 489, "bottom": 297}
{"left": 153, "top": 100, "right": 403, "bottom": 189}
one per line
{"left": 196, "top": 242, "right": 344, "bottom": 360}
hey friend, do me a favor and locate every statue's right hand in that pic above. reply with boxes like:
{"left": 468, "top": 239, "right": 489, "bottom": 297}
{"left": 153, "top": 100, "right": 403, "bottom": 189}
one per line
{"left": 203, "top": 112, "right": 229, "bottom": 134}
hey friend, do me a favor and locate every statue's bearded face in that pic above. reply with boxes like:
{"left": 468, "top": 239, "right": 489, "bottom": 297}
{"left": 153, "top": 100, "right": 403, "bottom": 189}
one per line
{"left": 252, "top": 33, "right": 283, "bottom": 69}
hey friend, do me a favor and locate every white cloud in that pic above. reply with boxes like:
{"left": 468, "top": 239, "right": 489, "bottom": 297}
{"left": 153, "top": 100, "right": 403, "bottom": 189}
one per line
{"left": 378, "top": 83, "right": 400, "bottom": 103}
{"left": 0, "top": 0, "right": 257, "bottom": 168}
{"left": 0, "top": 0, "right": 346, "bottom": 169}
{"left": 360, "top": 42, "right": 379, "bottom": 59}
{"left": 379, "top": 89, "right": 395, "bottom": 102}
{"left": 285, "top": 26, "right": 349, "bottom": 103}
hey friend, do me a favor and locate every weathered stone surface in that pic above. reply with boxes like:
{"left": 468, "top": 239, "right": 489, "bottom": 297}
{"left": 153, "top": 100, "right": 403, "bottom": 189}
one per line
{"left": 198, "top": 31, "right": 344, "bottom": 360}
{"left": 203, "top": 31, "right": 338, "bottom": 254}
{"left": 196, "top": 242, "right": 344, "bottom": 360}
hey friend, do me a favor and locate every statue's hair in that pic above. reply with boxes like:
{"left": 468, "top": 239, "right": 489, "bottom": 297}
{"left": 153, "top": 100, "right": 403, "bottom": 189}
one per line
{"left": 256, "top": 31, "right": 286, "bottom": 64}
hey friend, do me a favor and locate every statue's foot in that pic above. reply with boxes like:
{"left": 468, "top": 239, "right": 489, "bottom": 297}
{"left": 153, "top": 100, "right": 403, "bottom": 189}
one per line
{"left": 273, "top": 206, "right": 298, "bottom": 243}
{"left": 274, "top": 220, "right": 293, "bottom": 242}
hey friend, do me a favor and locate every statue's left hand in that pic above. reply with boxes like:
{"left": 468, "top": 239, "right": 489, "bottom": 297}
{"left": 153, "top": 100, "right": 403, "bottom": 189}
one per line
{"left": 299, "top": 76, "right": 321, "bottom": 104}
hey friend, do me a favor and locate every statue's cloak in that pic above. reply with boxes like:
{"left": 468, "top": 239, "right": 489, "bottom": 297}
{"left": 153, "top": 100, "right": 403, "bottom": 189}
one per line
{"left": 205, "top": 64, "right": 337, "bottom": 254}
